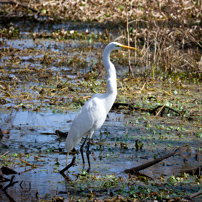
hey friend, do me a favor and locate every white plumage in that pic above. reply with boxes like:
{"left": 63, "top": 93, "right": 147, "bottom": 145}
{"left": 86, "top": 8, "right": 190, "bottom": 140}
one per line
{"left": 64, "top": 42, "right": 137, "bottom": 171}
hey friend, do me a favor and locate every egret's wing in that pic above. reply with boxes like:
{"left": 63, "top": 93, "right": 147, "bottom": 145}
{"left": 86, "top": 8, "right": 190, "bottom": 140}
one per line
{"left": 72, "top": 96, "right": 105, "bottom": 134}
{"left": 66, "top": 94, "right": 106, "bottom": 151}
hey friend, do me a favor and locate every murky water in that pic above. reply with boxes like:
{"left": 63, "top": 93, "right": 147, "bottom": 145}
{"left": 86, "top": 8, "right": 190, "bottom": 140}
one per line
{"left": 0, "top": 108, "right": 201, "bottom": 201}
{"left": 0, "top": 110, "right": 129, "bottom": 200}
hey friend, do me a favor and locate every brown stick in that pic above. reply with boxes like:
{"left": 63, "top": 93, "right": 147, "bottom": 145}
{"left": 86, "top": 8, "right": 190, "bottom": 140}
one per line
{"left": 20, "top": 159, "right": 37, "bottom": 168}
{"left": 155, "top": 100, "right": 168, "bottom": 116}
{"left": 0, "top": 0, "right": 39, "bottom": 13}
{"left": 124, "top": 148, "right": 179, "bottom": 174}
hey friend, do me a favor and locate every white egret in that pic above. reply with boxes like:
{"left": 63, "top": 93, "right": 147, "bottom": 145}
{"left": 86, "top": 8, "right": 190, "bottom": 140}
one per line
{"left": 61, "top": 42, "right": 137, "bottom": 173}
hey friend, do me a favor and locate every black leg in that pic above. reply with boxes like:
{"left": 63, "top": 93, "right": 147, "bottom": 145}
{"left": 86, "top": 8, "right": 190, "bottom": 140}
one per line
{"left": 86, "top": 139, "right": 91, "bottom": 173}
{"left": 59, "top": 156, "right": 76, "bottom": 178}
{"left": 80, "top": 136, "right": 88, "bottom": 167}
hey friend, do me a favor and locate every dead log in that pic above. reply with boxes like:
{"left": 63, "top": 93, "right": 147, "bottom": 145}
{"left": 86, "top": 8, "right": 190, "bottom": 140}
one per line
{"left": 124, "top": 148, "right": 179, "bottom": 175}
{"left": 112, "top": 102, "right": 181, "bottom": 117}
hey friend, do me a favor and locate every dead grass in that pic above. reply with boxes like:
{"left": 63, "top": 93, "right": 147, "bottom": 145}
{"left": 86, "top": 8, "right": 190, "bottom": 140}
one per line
{"left": 0, "top": 0, "right": 201, "bottom": 78}
{"left": 0, "top": 0, "right": 202, "bottom": 78}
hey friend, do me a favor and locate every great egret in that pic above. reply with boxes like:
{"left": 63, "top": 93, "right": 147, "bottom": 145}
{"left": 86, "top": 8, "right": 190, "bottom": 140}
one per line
{"left": 62, "top": 42, "right": 137, "bottom": 173}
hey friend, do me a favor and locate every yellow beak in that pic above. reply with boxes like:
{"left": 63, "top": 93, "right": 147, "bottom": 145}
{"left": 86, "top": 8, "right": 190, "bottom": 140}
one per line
{"left": 119, "top": 44, "right": 137, "bottom": 51}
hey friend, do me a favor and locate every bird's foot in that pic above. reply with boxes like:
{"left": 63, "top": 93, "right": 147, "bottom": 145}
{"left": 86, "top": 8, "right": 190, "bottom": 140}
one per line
{"left": 59, "top": 156, "right": 76, "bottom": 174}
{"left": 59, "top": 171, "right": 71, "bottom": 181}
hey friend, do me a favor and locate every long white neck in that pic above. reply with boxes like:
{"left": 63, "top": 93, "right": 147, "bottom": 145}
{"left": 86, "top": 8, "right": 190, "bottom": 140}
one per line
{"left": 103, "top": 45, "right": 117, "bottom": 113}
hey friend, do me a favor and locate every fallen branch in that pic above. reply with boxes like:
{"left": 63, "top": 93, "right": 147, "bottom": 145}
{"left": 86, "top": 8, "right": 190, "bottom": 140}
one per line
{"left": 112, "top": 102, "right": 181, "bottom": 117}
{"left": 0, "top": 0, "right": 39, "bottom": 13}
{"left": 0, "top": 151, "right": 9, "bottom": 158}
{"left": 124, "top": 148, "right": 179, "bottom": 175}
{"left": 20, "top": 159, "right": 37, "bottom": 168}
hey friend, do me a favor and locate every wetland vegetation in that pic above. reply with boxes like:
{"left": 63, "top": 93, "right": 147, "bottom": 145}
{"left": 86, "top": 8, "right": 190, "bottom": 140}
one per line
{"left": 0, "top": 0, "right": 202, "bottom": 201}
